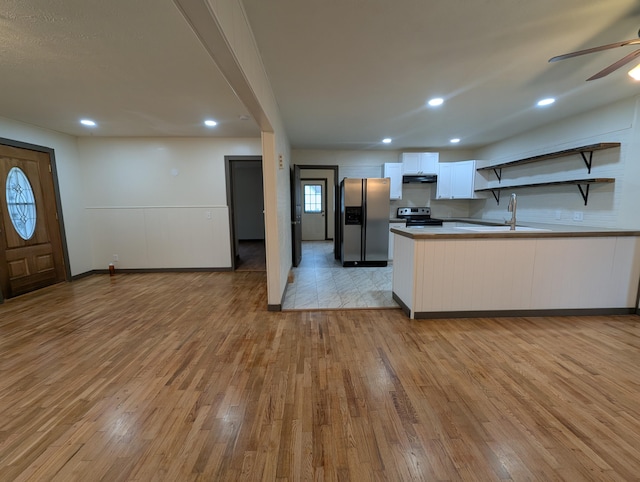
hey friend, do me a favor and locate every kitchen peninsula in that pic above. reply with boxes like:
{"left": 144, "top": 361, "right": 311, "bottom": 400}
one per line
{"left": 391, "top": 222, "right": 640, "bottom": 319}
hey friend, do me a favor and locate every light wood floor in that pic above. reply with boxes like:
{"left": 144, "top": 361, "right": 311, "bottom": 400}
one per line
{"left": 2, "top": 272, "right": 640, "bottom": 481}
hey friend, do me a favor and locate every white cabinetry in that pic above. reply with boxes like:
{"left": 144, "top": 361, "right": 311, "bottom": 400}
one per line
{"left": 401, "top": 152, "right": 439, "bottom": 175}
{"left": 392, "top": 235, "right": 640, "bottom": 319}
{"left": 435, "top": 160, "right": 484, "bottom": 199}
{"left": 388, "top": 222, "right": 405, "bottom": 260}
{"left": 383, "top": 163, "right": 403, "bottom": 200}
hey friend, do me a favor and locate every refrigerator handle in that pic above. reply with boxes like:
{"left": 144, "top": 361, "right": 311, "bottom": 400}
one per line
{"left": 362, "top": 179, "right": 367, "bottom": 261}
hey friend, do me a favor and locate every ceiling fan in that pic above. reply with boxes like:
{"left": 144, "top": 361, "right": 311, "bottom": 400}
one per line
{"left": 549, "top": 29, "right": 640, "bottom": 81}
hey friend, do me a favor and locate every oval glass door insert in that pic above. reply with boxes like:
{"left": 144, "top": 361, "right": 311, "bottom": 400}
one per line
{"left": 6, "top": 167, "right": 37, "bottom": 240}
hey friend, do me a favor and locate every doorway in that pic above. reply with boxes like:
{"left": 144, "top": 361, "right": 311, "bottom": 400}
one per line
{"left": 225, "top": 156, "right": 266, "bottom": 271}
{"left": 291, "top": 165, "right": 339, "bottom": 267}
{"left": 0, "top": 139, "right": 69, "bottom": 299}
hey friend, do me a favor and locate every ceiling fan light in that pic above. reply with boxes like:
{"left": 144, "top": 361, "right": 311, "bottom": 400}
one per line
{"left": 628, "top": 64, "right": 640, "bottom": 80}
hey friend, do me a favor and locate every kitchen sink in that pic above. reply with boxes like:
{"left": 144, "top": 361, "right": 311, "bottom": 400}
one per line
{"left": 457, "top": 225, "right": 551, "bottom": 232}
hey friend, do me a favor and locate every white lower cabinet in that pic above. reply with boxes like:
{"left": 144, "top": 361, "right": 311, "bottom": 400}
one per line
{"left": 388, "top": 222, "right": 405, "bottom": 259}
{"left": 392, "top": 235, "right": 640, "bottom": 319}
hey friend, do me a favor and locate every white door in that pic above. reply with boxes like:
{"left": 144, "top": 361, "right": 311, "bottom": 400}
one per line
{"left": 301, "top": 180, "right": 326, "bottom": 240}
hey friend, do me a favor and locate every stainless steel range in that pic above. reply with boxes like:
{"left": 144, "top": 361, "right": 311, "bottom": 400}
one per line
{"left": 396, "top": 207, "right": 443, "bottom": 227}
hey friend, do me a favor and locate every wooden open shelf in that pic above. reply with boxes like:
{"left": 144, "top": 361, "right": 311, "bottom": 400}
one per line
{"left": 476, "top": 142, "right": 619, "bottom": 204}
{"left": 477, "top": 143, "right": 620, "bottom": 180}
{"left": 475, "top": 178, "right": 615, "bottom": 205}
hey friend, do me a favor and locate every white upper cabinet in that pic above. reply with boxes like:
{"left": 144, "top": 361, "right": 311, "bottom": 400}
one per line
{"left": 435, "top": 160, "right": 486, "bottom": 199}
{"left": 435, "top": 162, "right": 454, "bottom": 199}
{"left": 401, "top": 152, "right": 439, "bottom": 175}
{"left": 383, "top": 163, "right": 403, "bottom": 199}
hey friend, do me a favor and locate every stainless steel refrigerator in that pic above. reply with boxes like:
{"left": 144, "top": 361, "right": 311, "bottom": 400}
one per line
{"left": 340, "top": 178, "right": 390, "bottom": 267}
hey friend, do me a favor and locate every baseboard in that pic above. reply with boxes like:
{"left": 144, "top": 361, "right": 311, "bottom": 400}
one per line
{"left": 413, "top": 307, "right": 637, "bottom": 319}
{"left": 392, "top": 292, "right": 411, "bottom": 317}
{"left": 71, "top": 271, "right": 96, "bottom": 281}
{"left": 391, "top": 291, "right": 638, "bottom": 319}
{"left": 269, "top": 281, "right": 290, "bottom": 312}
{"left": 92, "top": 267, "right": 233, "bottom": 275}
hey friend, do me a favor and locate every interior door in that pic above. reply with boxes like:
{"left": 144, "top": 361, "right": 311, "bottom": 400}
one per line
{"left": 0, "top": 144, "right": 66, "bottom": 298}
{"left": 301, "top": 180, "right": 326, "bottom": 241}
{"left": 291, "top": 165, "right": 302, "bottom": 266}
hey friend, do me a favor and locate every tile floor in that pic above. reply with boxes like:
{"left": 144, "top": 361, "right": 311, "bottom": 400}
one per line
{"left": 282, "top": 241, "right": 400, "bottom": 310}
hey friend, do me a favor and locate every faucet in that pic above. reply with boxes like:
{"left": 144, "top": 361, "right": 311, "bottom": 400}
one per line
{"left": 505, "top": 193, "right": 517, "bottom": 230}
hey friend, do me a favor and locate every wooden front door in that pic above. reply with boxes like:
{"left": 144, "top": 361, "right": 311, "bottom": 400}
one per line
{"left": 0, "top": 144, "right": 66, "bottom": 298}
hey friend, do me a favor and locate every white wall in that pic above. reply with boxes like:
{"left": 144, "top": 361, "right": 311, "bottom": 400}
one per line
{"left": 205, "top": 0, "right": 292, "bottom": 306}
{"left": 0, "top": 116, "right": 92, "bottom": 276}
{"left": 473, "top": 96, "right": 640, "bottom": 229}
{"left": 78, "top": 137, "right": 261, "bottom": 269}
{"left": 293, "top": 148, "right": 477, "bottom": 219}
{"left": 293, "top": 149, "right": 400, "bottom": 180}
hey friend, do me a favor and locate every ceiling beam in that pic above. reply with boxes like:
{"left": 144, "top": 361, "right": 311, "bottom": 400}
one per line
{"left": 172, "top": 0, "right": 273, "bottom": 132}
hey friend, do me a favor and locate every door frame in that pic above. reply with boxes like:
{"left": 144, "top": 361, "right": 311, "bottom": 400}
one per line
{"left": 291, "top": 165, "right": 302, "bottom": 267}
{"left": 300, "top": 178, "right": 328, "bottom": 241}
{"left": 224, "top": 155, "right": 263, "bottom": 270}
{"left": 291, "top": 165, "right": 340, "bottom": 262}
{"left": 0, "top": 137, "right": 71, "bottom": 295}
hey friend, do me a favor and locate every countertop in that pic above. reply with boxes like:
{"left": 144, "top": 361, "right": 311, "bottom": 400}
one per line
{"left": 390, "top": 218, "right": 640, "bottom": 239}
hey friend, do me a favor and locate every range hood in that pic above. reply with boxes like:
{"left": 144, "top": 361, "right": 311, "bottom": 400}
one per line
{"left": 402, "top": 174, "right": 437, "bottom": 183}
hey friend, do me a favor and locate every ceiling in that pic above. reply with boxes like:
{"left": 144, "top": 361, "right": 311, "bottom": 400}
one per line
{"left": 0, "top": 0, "right": 259, "bottom": 138}
{"left": 2, "top": 0, "right": 640, "bottom": 151}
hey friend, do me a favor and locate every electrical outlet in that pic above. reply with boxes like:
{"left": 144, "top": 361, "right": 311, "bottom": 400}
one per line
{"left": 206, "top": 211, "right": 212, "bottom": 219}
{"left": 113, "top": 254, "right": 119, "bottom": 262}
{"left": 573, "top": 211, "right": 583, "bottom": 222}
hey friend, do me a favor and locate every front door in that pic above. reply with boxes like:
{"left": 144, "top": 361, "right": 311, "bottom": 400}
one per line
{"left": 0, "top": 144, "right": 66, "bottom": 298}
{"left": 301, "top": 180, "right": 326, "bottom": 241}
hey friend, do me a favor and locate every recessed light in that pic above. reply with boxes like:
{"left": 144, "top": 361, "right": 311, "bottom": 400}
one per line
{"left": 628, "top": 64, "right": 640, "bottom": 80}
{"left": 204, "top": 119, "right": 217, "bottom": 127}
{"left": 450, "top": 138, "right": 461, "bottom": 144}
{"left": 428, "top": 97, "right": 444, "bottom": 107}
{"left": 382, "top": 138, "right": 392, "bottom": 144}
{"left": 537, "top": 98, "right": 555, "bottom": 107}
{"left": 80, "top": 119, "right": 96, "bottom": 127}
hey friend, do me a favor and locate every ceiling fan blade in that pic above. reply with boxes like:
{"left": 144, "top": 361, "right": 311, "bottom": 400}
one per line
{"left": 587, "top": 48, "right": 640, "bottom": 80}
{"left": 549, "top": 38, "right": 640, "bottom": 62}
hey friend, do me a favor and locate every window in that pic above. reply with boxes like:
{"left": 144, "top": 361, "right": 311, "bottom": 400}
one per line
{"left": 304, "top": 184, "right": 322, "bottom": 213}
{"left": 6, "top": 167, "right": 37, "bottom": 240}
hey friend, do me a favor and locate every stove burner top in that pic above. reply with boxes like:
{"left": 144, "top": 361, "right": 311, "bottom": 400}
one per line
{"left": 396, "top": 207, "right": 443, "bottom": 227}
